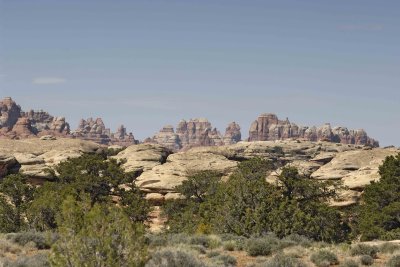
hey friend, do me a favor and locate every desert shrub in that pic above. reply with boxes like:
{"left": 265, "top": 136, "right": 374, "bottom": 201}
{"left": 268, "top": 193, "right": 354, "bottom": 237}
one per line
{"left": 340, "top": 259, "right": 359, "bottom": 267}
{"left": 214, "top": 254, "right": 237, "bottom": 266}
{"left": 379, "top": 242, "right": 400, "bottom": 254}
{"left": 190, "top": 244, "right": 207, "bottom": 254}
{"left": 263, "top": 254, "right": 307, "bottom": 267}
{"left": 246, "top": 238, "right": 276, "bottom": 257}
{"left": 145, "top": 247, "right": 206, "bottom": 267}
{"left": 359, "top": 255, "right": 373, "bottom": 266}
{"left": 350, "top": 244, "right": 379, "bottom": 258}
{"left": 223, "top": 240, "right": 237, "bottom": 251}
{"left": 164, "top": 233, "right": 191, "bottom": 245}
{"left": 310, "top": 250, "right": 339, "bottom": 267}
{"left": 190, "top": 235, "right": 221, "bottom": 249}
{"left": 387, "top": 255, "right": 400, "bottom": 267}
{"left": 3, "top": 253, "right": 50, "bottom": 267}
{"left": 6, "top": 231, "right": 58, "bottom": 249}
{"left": 207, "top": 251, "right": 221, "bottom": 258}
{"left": 0, "top": 239, "right": 21, "bottom": 254}
{"left": 50, "top": 196, "right": 147, "bottom": 267}
{"left": 147, "top": 234, "right": 168, "bottom": 247}
{"left": 282, "top": 234, "right": 312, "bottom": 248}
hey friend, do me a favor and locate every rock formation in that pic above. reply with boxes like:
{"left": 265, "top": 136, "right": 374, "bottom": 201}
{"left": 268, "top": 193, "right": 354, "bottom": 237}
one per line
{"left": 21, "top": 109, "right": 70, "bottom": 136}
{"left": 0, "top": 97, "right": 21, "bottom": 129}
{"left": 248, "top": 113, "right": 379, "bottom": 147}
{"left": 0, "top": 97, "right": 71, "bottom": 139}
{"left": 149, "top": 119, "right": 242, "bottom": 151}
{"left": 72, "top": 118, "right": 137, "bottom": 146}
{"left": 223, "top": 122, "right": 241, "bottom": 145}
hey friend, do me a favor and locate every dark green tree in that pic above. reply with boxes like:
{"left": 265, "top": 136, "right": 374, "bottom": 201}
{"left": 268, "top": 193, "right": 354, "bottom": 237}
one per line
{"left": 163, "top": 170, "right": 223, "bottom": 233}
{"left": 28, "top": 153, "right": 150, "bottom": 231}
{"left": 0, "top": 174, "right": 34, "bottom": 232}
{"left": 356, "top": 153, "right": 400, "bottom": 241}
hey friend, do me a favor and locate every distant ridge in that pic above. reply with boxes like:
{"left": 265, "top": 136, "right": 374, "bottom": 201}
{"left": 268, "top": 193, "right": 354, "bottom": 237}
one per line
{"left": 0, "top": 97, "right": 378, "bottom": 148}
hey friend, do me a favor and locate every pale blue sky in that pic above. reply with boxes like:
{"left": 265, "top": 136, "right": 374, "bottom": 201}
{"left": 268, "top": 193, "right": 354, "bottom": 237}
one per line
{"left": 0, "top": 0, "right": 399, "bottom": 146}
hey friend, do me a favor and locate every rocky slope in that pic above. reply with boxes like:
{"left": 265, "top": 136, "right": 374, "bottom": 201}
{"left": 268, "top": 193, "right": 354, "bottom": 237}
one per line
{"left": 0, "top": 137, "right": 397, "bottom": 206}
{"left": 249, "top": 113, "right": 379, "bottom": 147}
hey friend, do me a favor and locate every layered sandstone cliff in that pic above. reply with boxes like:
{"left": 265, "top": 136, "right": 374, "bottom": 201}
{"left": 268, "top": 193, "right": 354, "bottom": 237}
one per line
{"left": 248, "top": 113, "right": 378, "bottom": 147}
{"left": 148, "top": 119, "right": 242, "bottom": 151}
{"left": 72, "top": 118, "right": 137, "bottom": 146}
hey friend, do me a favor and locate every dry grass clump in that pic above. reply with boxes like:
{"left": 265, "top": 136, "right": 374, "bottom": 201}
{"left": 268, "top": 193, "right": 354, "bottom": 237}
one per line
{"left": 310, "top": 250, "right": 339, "bottom": 267}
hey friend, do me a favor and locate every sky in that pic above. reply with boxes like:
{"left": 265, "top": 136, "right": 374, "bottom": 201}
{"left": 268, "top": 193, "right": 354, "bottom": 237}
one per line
{"left": 0, "top": 0, "right": 399, "bottom": 146}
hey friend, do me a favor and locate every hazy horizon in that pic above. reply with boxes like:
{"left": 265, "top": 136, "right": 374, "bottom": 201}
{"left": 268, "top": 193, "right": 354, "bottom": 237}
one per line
{"left": 1, "top": 1, "right": 399, "bottom": 146}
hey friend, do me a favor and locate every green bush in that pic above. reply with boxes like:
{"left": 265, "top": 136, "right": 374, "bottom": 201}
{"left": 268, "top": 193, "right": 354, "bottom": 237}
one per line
{"left": 215, "top": 254, "right": 237, "bottom": 266}
{"left": 310, "top": 250, "right": 339, "bottom": 267}
{"left": 350, "top": 244, "right": 379, "bottom": 258}
{"left": 6, "top": 231, "right": 58, "bottom": 249}
{"left": 379, "top": 242, "right": 400, "bottom": 254}
{"left": 387, "top": 255, "right": 400, "bottom": 267}
{"left": 145, "top": 247, "right": 206, "bottom": 267}
{"left": 340, "top": 259, "right": 359, "bottom": 267}
{"left": 3, "top": 253, "right": 50, "bottom": 267}
{"left": 359, "top": 255, "right": 373, "bottom": 266}
{"left": 246, "top": 238, "right": 275, "bottom": 257}
{"left": 263, "top": 254, "right": 307, "bottom": 267}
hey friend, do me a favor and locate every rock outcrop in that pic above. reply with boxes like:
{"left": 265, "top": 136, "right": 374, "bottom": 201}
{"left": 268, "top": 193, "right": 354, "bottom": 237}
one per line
{"left": 0, "top": 136, "right": 396, "bottom": 207}
{"left": 0, "top": 138, "right": 101, "bottom": 180}
{"left": 21, "top": 110, "right": 71, "bottom": 136}
{"left": 248, "top": 113, "right": 379, "bottom": 147}
{"left": 149, "top": 119, "right": 242, "bottom": 151}
{"left": 72, "top": 118, "right": 137, "bottom": 146}
{"left": 0, "top": 97, "right": 21, "bottom": 129}
{"left": 131, "top": 140, "right": 396, "bottom": 206}
{"left": 223, "top": 122, "right": 241, "bottom": 145}
{"left": 112, "top": 144, "right": 171, "bottom": 175}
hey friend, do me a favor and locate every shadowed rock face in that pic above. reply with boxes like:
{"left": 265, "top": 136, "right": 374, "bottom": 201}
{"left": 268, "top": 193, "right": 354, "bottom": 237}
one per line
{"left": 148, "top": 119, "right": 242, "bottom": 151}
{"left": 248, "top": 113, "right": 379, "bottom": 147}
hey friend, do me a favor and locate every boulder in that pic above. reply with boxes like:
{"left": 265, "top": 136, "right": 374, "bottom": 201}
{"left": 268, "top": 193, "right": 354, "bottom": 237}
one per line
{"left": 112, "top": 144, "right": 171, "bottom": 174}
{"left": 0, "top": 138, "right": 101, "bottom": 179}
{"left": 135, "top": 151, "right": 237, "bottom": 193}
{"left": 311, "top": 148, "right": 399, "bottom": 190}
